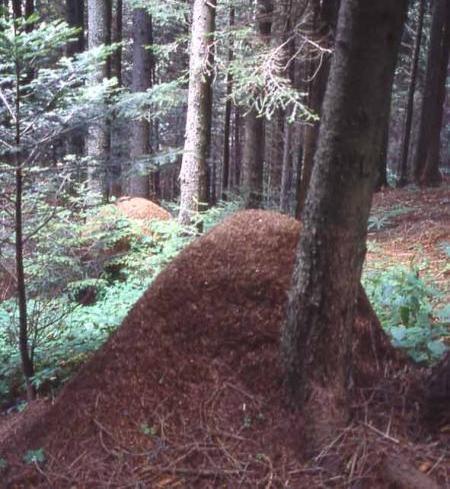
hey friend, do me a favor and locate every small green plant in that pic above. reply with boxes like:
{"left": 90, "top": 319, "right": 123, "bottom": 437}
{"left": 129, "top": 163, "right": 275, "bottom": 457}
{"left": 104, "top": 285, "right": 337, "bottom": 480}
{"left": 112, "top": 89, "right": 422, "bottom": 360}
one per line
{"left": 23, "top": 448, "right": 46, "bottom": 465}
{"left": 139, "top": 423, "right": 157, "bottom": 437}
{"left": 364, "top": 265, "right": 448, "bottom": 363}
{"left": 0, "top": 457, "right": 7, "bottom": 472}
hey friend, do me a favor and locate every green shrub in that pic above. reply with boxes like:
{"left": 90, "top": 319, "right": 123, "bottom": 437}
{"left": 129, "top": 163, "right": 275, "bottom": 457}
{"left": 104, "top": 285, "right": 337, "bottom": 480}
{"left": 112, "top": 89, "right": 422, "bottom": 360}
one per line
{"left": 363, "top": 265, "right": 448, "bottom": 363}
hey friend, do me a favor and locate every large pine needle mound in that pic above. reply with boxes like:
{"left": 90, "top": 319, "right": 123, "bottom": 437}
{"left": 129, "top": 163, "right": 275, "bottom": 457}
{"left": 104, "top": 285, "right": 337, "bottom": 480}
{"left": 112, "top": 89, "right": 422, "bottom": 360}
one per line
{"left": 2, "top": 210, "right": 443, "bottom": 488}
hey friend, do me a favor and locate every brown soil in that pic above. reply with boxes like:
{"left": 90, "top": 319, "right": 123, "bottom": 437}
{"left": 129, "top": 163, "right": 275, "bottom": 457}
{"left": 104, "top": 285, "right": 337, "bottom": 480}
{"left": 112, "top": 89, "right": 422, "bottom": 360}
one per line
{"left": 0, "top": 210, "right": 448, "bottom": 488}
{"left": 116, "top": 196, "right": 171, "bottom": 221}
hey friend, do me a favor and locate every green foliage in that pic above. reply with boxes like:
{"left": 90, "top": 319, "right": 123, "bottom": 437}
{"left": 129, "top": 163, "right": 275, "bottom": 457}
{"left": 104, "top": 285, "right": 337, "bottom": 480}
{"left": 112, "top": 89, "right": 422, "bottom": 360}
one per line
{"left": 364, "top": 265, "right": 448, "bottom": 363}
{"left": 23, "top": 448, "right": 45, "bottom": 465}
{"left": 0, "top": 457, "right": 7, "bottom": 472}
{"left": 368, "top": 205, "right": 413, "bottom": 231}
{"left": 0, "top": 197, "right": 241, "bottom": 403}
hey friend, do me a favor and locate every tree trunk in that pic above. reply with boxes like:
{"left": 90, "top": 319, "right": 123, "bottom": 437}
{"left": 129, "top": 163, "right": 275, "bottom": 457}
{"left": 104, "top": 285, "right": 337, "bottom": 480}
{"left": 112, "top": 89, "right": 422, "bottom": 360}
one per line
{"left": 397, "top": 0, "right": 425, "bottom": 187}
{"left": 129, "top": 7, "right": 152, "bottom": 198}
{"left": 221, "top": 6, "right": 234, "bottom": 200}
{"left": 66, "top": 0, "right": 85, "bottom": 57}
{"left": 374, "top": 107, "right": 390, "bottom": 190}
{"left": 242, "top": 0, "right": 273, "bottom": 209}
{"left": 13, "top": 34, "right": 35, "bottom": 400}
{"left": 280, "top": 117, "right": 292, "bottom": 213}
{"left": 413, "top": 0, "right": 449, "bottom": 186}
{"left": 295, "top": 0, "right": 339, "bottom": 219}
{"left": 282, "top": 0, "right": 407, "bottom": 445}
{"left": 232, "top": 105, "right": 241, "bottom": 189}
{"left": 12, "top": 0, "right": 21, "bottom": 18}
{"left": 87, "top": 0, "right": 112, "bottom": 200}
{"left": 178, "top": 0, "right": 216, "bottom": 225}
{"left": 111, "top": 0, "right": 122, "bottom": 87}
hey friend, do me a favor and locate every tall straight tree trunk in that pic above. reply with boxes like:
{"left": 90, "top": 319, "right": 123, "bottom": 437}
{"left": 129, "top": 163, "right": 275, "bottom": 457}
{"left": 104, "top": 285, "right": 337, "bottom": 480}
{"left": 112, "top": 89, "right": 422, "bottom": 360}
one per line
{"left": 232, "top": 106, "right": 241, "bottom": 189}
{"left": 129, "top": 8, "right": 152, "bottom": 198}
{"left": 66, "top": 0, "right": 85, "bottom": 161}
{"left": 87, "top": 0, "right": 112, "bottom": 200}
{"left": 111, "top": 0, "right": 122, "bottom": 86}
{"left": 282, "top": 0, "right": 407, "bottom": 445}
{"left": 420, "top": 1, "right": 450, "bottom": 186}
{"left": 295, "top": 0, "right": 339, "bottom": 219}
{"left": 397, "top": 0, "right": 425, "bottom": 187}
{"left": 280, "top": 116, "right": 292, "bottom": 212}
{"left": 178, "top": 0, "right": 216, "bottom": 225}
{"left": 12, "top": 0, "right": 20, "bottom": 18}
{"left": 413, "top": 0, "right": 449, "bottom": 186}
{"left": 222, "top": 6, "right": 234, "bottom": 200}
{"left": 242, "top": 0, "right": 273, "bottom": 209}
{"left": 66, "top": 0, "right": 85, "bottom": 57}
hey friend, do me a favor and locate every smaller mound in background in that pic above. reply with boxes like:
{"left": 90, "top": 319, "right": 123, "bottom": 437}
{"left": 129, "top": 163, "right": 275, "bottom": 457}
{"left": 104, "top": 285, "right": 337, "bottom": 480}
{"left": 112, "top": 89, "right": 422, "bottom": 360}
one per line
{"left": 116, "top": 196, "right": 171, "bottom": 221}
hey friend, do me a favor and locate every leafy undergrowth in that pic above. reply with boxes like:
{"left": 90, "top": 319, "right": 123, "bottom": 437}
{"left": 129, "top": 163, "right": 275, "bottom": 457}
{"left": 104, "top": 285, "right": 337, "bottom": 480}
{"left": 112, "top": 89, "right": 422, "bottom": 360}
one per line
{"left": 0, "top": 197, "right": 242, "bottom": 406}
{"left": 364, "top": 182, "right": 450, "bottom": 363}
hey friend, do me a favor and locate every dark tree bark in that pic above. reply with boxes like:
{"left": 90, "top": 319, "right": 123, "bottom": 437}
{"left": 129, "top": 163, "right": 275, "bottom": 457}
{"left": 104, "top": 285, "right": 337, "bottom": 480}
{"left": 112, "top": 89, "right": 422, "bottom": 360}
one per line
{"left": 242, "top": 0, "right": 273, "bottom": 209}
{"left": 178, "top": 0, "right": 216, "bottom": 225}
{"left": 129, "top": 7, "right": 153, "bottom": 198}
{"left": 282, "top": 0, "right": 407, "bottom": 445}
{"left": 86, "top": 0, "right": 112, "bottom": 199}
{"left": 397, "top": 0, "right": 425, "bottom": 187}
{"left": 374, "top": 112, "right": 390, "bottom": 190}
{"left": 295, "top": 0, "right": 340, "bottom": 219}
{"left": 280, "top": 116, "right": 293, "bottom": 212}
{"left": 12, "top": 0, "right": 21, "bottom": 18}
{"left": 111, "top": 0, "right": 122, "bottom": 86}
{"left": 66, "top": 0, "right": 85, "bottom": 57}
{"left": 221, "top": 6, "right": 234, "bottom": 200}
{"left": 232, "top": 105, "right": 241, "bottom": 189}
{"left": 413, "top": 0, "right": 449, "bottom": 186}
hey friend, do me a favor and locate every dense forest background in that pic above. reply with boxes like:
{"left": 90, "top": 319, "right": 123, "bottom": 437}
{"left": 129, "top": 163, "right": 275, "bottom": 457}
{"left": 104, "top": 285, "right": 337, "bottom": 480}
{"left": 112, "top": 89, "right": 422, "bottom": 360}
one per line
{"left": 0, "top": 0, "right": 449, "bottom": 486}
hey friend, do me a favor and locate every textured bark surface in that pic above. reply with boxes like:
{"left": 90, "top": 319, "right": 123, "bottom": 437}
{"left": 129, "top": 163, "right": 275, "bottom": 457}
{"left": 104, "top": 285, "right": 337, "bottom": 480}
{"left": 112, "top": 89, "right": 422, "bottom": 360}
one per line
{"left": 221, "top": 6, "right": 234, "bottom": 200}
{"left": 397, "top": 0, "right": 425, "bottom": 187}
{"left": 282, "top": 0, "right": 407, "bottom": 444}
{"left": 295, "top": 0, "right": 339, "bottom": 218}
{"left": 129, "top": 8, "right": 152, "bottom": 198}
{"left": 242, "top": 0, "right": 273, "bottom": 209}
{"left": 413, "top": 0, "right": 449, "bottom": 186}
{"left": 242, "top": 111, "right": 265, "bottom": 209}
{"left": 178, "top": 0, "right": 216, "bottom": 224}
{"left": 87, "top": 0, "right": 111, "bottom": 199}
{"left": 66, "top": 0, "right": 85, "bottom": 57}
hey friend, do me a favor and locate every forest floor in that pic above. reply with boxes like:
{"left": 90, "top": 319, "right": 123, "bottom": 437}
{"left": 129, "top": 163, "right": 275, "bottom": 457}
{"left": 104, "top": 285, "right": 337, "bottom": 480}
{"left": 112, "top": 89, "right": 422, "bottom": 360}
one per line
{"left": 0, "top": 184, "right": 449, "bottom": 488}
{"left": 367, "top": 182, "right": 450, "bottom": 302}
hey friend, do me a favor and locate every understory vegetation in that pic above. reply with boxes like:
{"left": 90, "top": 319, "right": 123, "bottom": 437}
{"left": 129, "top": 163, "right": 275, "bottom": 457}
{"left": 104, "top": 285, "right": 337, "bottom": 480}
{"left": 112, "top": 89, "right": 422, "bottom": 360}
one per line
{"left": 0, "top": 195, "right": 448, "bottom": 406}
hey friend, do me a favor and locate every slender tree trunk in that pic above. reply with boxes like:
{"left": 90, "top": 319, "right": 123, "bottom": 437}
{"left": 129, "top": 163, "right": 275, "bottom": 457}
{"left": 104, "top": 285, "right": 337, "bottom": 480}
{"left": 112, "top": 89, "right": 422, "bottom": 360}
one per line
{"left": 178, "top": 0, "right": 216, "bottom": 225}
{"left": 232, "top": 106, "right": 241, "bottom": 189}
{"left": 420, "top": 2, "right": 450, "bottom": 186}
{"left": 295, "top": 0, "right": 339, "bottom": 219}
{"left": 12, "top": 23, "right": 35, "bottom": 400}
{"left": 111, "top": 0, "right": 122, "bottom": 86}
{"left": 12, "top": 0, "right": 21, "bottom": 18}
{"left": 374, "top": 120, "right": 389, "bottom": 190}
{"left": 87, "top": 0, "right": 112, "bottom": 200}
{"left": 222, "top": 6, "right": 234, "bottom": 200}
{"left": 242, "top": 0, "right": 273, "bottom": 209}
{"left": 66, "top": 0, "right": 85, "bottom": 57}
{"left": 280, "top": 117, "right": 292, "bottom": 212}
{"left": 413, "top": 0, "right": 449, "bottom": 186}
{"left": 282, "top": 0, "right": 407, "bottom": 445}
{"left": 397, "top": 0, "right": 425, "bottom": 187}
{"left": 129, "top": 8, "right": 152, "bottom": 198}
